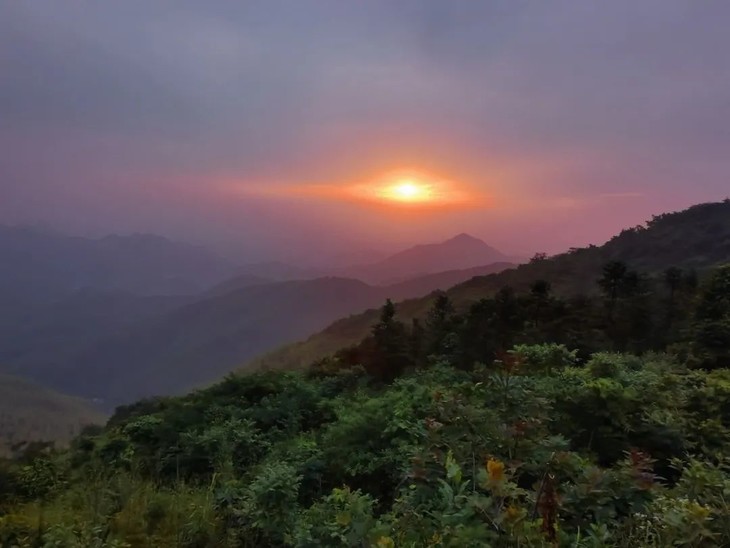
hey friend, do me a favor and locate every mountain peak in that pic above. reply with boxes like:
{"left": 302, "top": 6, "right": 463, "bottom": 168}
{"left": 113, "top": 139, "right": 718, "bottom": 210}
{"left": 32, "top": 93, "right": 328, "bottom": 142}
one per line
{"left": 344, "top": 232, "right": 510, "bottom": 284}
{"left": 445, "top": 233, "right": 484, "bottom": 245}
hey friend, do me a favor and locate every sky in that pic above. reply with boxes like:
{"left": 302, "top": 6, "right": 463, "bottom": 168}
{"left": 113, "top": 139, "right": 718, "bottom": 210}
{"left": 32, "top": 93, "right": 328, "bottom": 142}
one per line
{"left": 1, "top": 1, "right": 729, "bottom": 265}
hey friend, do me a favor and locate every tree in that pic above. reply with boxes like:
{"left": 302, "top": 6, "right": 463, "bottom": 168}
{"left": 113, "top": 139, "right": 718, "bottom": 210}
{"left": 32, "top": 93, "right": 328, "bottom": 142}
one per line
{"left": 598, "top": 261, "right": 628, "bottom": 304}
{"left": 529, "top": 279, "right": 552, "bottom": 328}
{"left": 663, "top": 267, "right": 683, "bottom": 337}
{"left": 598, "top": 262, "right": 653, "bottom": 351}
{"left": 370, "top": 299, "right": 411, "bottom": 381}
{"left": 409, "top": 318, "right": 425, "bottom": 365}
{"left": 424, "top": 293, "right": 459, "bottom": 359}
{"left": 664, "top": 267, "right": 683, "bottom": 300}
{"left": 692, "top": 266, "right": 730, "bottom": 368}
{"left": 459, "top": 298, "right": 498, "bottom": 369}
{"left": 493, "top": 286, "right": 524, "bottom": 351}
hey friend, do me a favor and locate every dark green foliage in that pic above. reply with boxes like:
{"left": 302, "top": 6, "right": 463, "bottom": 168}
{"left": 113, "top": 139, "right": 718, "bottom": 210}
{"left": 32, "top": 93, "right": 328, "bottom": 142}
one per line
{"left": 2, "top": 346, "right": 730, "bottom": 546}
{"left": 692, "top": 265, "right": 730, "bottom": 369}
{"left": 424, "top": 292, "right": 459, "bottom": 359}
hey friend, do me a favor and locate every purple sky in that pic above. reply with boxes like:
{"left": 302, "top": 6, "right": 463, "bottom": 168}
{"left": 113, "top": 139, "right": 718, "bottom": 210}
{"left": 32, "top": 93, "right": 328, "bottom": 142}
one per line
{"left": 1, "top": 1, "right": 729, "bottom": 265}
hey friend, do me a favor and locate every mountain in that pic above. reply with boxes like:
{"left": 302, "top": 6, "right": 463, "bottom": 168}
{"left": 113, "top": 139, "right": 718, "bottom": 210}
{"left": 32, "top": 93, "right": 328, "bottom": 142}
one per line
{"left": 46, "top": 278, "right": 386, "bottom": 406}
{"left": 236, "top": 261, "right": 325, "bottom": 282}
{"left": 0, "top": 260, "right": 514, "bottom": 407}
{"left": 0, "top": 373, "right": 105, "bottom": 457}
{"left": 340, "top": 233, "right": 515, "bottom": 284}
{"left": 250, "top": 200, "right": 730, "bottom": 372}
{"left": 0, "top": 226, "right": 238, "bottom": 308}
{"left": 384, "top": 262, "right": 516, "bottom": 300}
{"left": 0, "top": 289, "right": 191, "bottom": 378}
{"left": 205, "top": 273, "right": 271, "bottom": 296}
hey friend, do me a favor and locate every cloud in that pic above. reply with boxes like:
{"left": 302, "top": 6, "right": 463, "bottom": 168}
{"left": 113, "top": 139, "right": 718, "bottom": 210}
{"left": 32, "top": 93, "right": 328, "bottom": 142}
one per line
{"left": 1, "top": 1, "right": 729, "bottom": 257}
{"left": 599, "top": 192, "right": 646, "bottom": 200}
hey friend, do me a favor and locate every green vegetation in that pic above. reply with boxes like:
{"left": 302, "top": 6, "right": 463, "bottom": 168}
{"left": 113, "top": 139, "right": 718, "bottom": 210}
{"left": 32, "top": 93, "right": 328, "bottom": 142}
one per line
{"left": 0, "top": 374, "right": 105, "bottom": 458}
{"left": 1, "top": 254, "right": 729, "bottom": 546}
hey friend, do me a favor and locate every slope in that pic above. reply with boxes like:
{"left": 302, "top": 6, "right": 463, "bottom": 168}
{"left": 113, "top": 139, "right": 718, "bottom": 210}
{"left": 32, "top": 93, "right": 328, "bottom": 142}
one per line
{"left": 5, "top": 261, "right": 513, "bottom": 407}
{"left": 54, "top": 278, "right": 384, "bottom": 406}
{"left": 250, "top": 200, "right": 730, "bottom": 372}
{"left": 0, "top": 373, "right": 105, "bottom": 457}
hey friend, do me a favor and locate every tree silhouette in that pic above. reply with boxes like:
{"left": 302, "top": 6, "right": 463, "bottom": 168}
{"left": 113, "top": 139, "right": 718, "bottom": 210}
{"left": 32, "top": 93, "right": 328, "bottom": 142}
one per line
{"left": 692, "top": 266, "right": 730, "bottom": 368}
{"left": 424, "top": 293, "right": 459, "bottom": 359}
{"left": 370, "top": 299, "right": 411, "bottom": 381}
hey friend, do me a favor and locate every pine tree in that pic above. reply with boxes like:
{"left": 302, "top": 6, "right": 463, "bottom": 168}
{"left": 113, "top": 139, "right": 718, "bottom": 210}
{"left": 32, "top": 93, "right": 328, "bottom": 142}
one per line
{"left": 692, "top": 266, "right": 730, "bottom": 368}
{"left": 370, "top": 299, "right": 411, "bottom": 381}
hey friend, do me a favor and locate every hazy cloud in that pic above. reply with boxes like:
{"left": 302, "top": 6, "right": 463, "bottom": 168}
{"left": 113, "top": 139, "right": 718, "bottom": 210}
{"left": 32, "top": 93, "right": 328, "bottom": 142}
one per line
{"left": 1, "top": 1, "right": 729, "bottom": 259}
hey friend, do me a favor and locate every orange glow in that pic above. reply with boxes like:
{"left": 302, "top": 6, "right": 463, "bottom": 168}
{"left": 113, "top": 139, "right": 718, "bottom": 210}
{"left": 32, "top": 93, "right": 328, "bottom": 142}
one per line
{"left": 224, "top": 168, "right": 485, "bottom": 211}
{"left": 347, "top": 170, "right": 477, "bottom": 209}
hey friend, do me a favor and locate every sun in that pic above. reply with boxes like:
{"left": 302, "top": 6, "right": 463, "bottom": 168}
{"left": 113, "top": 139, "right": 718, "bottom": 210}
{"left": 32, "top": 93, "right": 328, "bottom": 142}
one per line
{"left": 393, "top": 181, "right": 421, "bottom": 199}
{"left": 338, "top": 169, "right": 476, "bottom": 209}
{"left": 380, "top": 179, "right": 433, "bottom": 203}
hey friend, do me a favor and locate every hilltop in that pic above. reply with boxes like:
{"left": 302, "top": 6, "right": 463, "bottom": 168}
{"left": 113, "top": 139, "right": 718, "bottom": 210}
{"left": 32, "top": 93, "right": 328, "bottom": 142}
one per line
{"left": 340, "top": 233, "right": 514, "bottom": 284}
{"left": 250, "top": 200, "right": 730, "bottom": 371}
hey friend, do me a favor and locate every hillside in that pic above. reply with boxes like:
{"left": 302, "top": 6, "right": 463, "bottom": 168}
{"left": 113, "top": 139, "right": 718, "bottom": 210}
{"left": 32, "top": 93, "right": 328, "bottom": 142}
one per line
{"left": 382, "top": 261, "right": 515, "bottom": 299}
{"left": 53, "top": 277, "right": 384, "bottom": 406}
{"left": 3, "top": 268, "right": 729, "bottom": 545}
{"left": 251, "top": 200, "right": 730, "bottom": 371}
{"left": 0, "top": 262, "right": 513, "bottom": 407}
{"left": 339, "top": 233, "right": 514, "bottom": 284}
{"left": 0, "top": 373, "right": 104, "bottom": 457}
{"left": 0, "top": 232, "right": 515, "bottom": 406}
{"left": 0, "top": 290, "right": 191, "bottom": 379}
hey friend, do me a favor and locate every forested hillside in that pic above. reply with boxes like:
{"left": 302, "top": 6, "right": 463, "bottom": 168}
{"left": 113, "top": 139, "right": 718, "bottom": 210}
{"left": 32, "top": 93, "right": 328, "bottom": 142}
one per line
{"left": 0, "top": 374, "right": 104, "bottom": 457}
{"left": 252, "top": 200, "right": 730, "bottom": 372}
{"left": 0, "top": 256, "right": 729, "bottom": 546}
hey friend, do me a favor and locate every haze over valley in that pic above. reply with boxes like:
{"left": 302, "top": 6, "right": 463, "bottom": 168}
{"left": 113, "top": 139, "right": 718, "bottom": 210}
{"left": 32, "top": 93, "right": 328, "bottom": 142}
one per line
{"left": 0, "top": 226, "right": 517, "bottom": 406}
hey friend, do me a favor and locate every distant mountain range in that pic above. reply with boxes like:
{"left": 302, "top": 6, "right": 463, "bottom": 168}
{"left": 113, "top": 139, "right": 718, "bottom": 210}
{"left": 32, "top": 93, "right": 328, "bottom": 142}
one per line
{"left": 0, "top": 226, "right": 238, "bottom": 307}
{"left": 249, "top": 200, "right": 730, "bottom": 372}
{"left": 0, "top": 229, "right": 516, "bottom": 406}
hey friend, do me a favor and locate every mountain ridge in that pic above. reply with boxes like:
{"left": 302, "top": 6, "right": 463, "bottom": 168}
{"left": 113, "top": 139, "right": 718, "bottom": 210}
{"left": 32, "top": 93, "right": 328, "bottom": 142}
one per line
{"left": 248, "top": 200, "right": 730, "bottom": 372}
{"left": 0, "top": 225, "right": 239, "bottom": 304}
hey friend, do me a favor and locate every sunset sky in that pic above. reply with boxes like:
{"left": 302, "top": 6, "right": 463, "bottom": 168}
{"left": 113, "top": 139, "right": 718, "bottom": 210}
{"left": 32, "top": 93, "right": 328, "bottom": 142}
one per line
{"left": 2, "top": 1, "right": 729, "bottom": 264}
